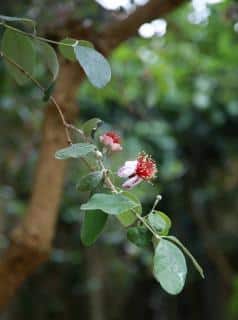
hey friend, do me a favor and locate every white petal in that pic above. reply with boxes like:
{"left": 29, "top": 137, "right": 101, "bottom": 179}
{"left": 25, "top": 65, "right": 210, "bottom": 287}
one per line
{"left": 117, "top": 160, "right": 138, "bottom": 178}
{"left": 122, "top": 175, "right": 142, "bottom": 189}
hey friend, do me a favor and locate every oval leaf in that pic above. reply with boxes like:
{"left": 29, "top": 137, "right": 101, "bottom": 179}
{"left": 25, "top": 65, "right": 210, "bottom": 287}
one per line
{"left": 74, "top": 45, "right": 111, "bottom": 88}
{"left": 58, "top": 38, "right": 77, "bottom": 61}
{"left": 55, "top": 143, "right": 95, "bottom": 160}
{"left": 81, "top": 210, "right": 108, "bottom": 246}
{"left": 117, "top": 191, "right": 142, "bottom": 227}
{"left": 153, "top": 239, "right": 187, "bottom": 295}
{"left": 82, "top": 118, "right": 103, "bottom": 138}
{"left": 127, "top": 226, "right": 152, "bottom": 248}
{"left": 148, "top": 211, "right": 171, "bottom": 236}
{"left": 38, "top": 41, "right": 59, "bottom": 81}
{"left": 1, "top": 29, "right": 36, "bottom": 85}
{"left": 81, "top": 193, "right": 138, "bottom": 215}
{"left": 163, "top": 235, "right": 205, "bottom": 279}
{"left": 58, "top": 38, "right": 94, "bottom": 62}
{"left": 77, "top": 171, "right": 103, "bottom": 192}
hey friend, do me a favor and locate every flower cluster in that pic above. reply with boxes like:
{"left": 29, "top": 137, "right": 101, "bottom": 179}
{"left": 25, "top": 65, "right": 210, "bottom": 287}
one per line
{"left": 100, "top": 131, "right": 157, "bottom": 189}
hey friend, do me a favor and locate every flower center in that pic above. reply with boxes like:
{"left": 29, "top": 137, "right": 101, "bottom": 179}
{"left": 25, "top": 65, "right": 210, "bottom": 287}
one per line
{"left": 135, "top": 154, "right": 157, "bottom": 180}
{"left": 105, "top": 131, "right": 121, "bottom": 144}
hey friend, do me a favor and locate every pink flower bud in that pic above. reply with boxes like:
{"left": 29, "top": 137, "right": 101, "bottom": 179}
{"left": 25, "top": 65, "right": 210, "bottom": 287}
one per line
{"left": 99, "top": 131, "right": 122, "bottom": 152}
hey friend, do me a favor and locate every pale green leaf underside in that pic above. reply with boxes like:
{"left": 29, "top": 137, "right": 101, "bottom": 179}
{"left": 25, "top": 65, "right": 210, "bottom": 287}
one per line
{"left": 163, "top": 235, "right": 205, "bottom": 279}
{"left": 81, "top": 193, "right": 138, "bottom": 215}
{"left": 153, "top": 239, "right": 187, "bottom": 295}
{"left": 74, "top": 45, "right": 111, "bottom": 88}
{"left": 55, "top": 143, "right": 95, "bottom": 160}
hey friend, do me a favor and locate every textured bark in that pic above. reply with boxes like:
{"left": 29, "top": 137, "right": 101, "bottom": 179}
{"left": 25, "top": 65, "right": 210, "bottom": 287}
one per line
{"left": 0, "top": 62, "right": 83, "bottom": 309}
{"left": 0, "top": 0, "right": 187, "bottom": 311}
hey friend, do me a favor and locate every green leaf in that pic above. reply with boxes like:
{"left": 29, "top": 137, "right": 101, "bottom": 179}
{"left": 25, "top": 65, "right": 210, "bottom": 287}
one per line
{"left": 77, "top": 40, "right": 94, "bottom": 48}
{"left": 55, "top": 143, "right": 95, "bottom": 160}
{"left": 148, "top": 211, "right": 171, "bottom": 236}
{"left": 81, "top": 193, "right": 138, "bottom": 215}
{"left": 1, "top": 29, "right": 36, "bottom": 85}
{"left": 76, "top": 171, "right": 103, "bottom": 192}
{"left": 81, "top": 210, "right": 108, "bottom": 246}
{"left": 74, "top": 45, "right": 111, "bottom": 88}
{"left": 162, "top": 235, "right": 205, "bottom": 279}
{"left": 58, "top": 38, "right": 77, "bottom": 61}
{"left": 82, "top": 118, "right": 103, "bottom": 138}
{"left": 38, "top": 41, "right": 59, "bottom": 81}
{"left": 117, "top": 191, "right": 142, "bottom": 227}
{"left": 58, "top": 39, "right": 94, "bottom": 62}
{"left": 127, "top": 226, "right": 152, "bottom": 248}
{"left": 0, "top": 15, "right": 36, "bottom": 30}
{"left": 153, "top": 239, "right": 187, "bottom": 295}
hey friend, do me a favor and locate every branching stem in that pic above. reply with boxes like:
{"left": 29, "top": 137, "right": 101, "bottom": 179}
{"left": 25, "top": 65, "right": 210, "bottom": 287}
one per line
{"left": 0, "top": 38, "right": 160, "bottom": 240}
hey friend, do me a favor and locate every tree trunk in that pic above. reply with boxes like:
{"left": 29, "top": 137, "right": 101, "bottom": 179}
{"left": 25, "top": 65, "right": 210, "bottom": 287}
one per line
{"left": 0, "top": 62, "right": 83, "bottom": 311}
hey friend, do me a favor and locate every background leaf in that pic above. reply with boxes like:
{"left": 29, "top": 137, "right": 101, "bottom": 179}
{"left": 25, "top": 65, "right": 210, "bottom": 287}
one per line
{"left": 1, "top": 29, "right": 36, "bottom": 85}
{"left": 74, "top": 45, "right": 111, "bottom": 88}
{"left": 81, "top": 210, "right": 108, "bottom": 246}
{"left": 55, "top": 143, "right": 95, "bottom": 160}
{"left": 153, "top": 239, "right": 187, "bottom": 295}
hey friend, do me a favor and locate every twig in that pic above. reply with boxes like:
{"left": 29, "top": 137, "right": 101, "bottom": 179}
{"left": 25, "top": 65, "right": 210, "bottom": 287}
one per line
{"left": 0, "top": 51, "right": 72, "bottom": 145}
{"left": 97, "top": 156, "right": 160, "bottom": 239}
{"left": 1, "top": 23, "right": 74, "bottom": 47}
{"left": 0, "top": 50, "right": 160, "bottom": 240}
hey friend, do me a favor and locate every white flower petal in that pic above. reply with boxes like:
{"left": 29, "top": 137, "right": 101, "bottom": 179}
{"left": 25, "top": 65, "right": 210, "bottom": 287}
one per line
{"left": 122, "top": 175, "right": 142, "bottom": 189}
{"left": 117, "top": 160, "right": 138, "bottom": 178}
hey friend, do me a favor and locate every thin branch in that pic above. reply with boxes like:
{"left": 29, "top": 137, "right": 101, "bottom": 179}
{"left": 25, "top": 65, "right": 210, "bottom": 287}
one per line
{"left": 1, "top": 23, "right": 74, "bottom": 47}
{"left": 98, "top": 0, "right": 188, "bottom": 52}
{"left": 97, "top": 157, "right": 160, "bottom": 239}
{"left": 0, "top": 51, "right": 73, "bottom": 145}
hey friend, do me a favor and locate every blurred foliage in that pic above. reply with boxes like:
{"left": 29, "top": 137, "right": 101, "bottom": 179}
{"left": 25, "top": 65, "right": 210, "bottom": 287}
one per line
{"left": 1, "top": 0, "right": 238, "bottom": 319}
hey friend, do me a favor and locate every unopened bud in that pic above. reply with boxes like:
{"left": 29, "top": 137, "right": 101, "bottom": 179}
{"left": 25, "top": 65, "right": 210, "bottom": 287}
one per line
{"left": 95, "top": 150, "right": 103, "bottom": 159}
{"left": 156, "top": 194, "right": 162, "bottom": 201}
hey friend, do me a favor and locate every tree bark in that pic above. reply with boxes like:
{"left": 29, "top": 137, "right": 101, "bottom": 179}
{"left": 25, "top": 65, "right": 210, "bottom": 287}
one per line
{"left": 0, "top": 62, "right": 83, "bottom": 309}
{"left": 0, "top": 0, "right": 187, "bottom": 311}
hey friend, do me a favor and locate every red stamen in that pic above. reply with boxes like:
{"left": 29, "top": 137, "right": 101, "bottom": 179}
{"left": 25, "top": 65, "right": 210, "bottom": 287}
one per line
{"left": 136, "top": 153, "right": 157, "bottom": 180}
